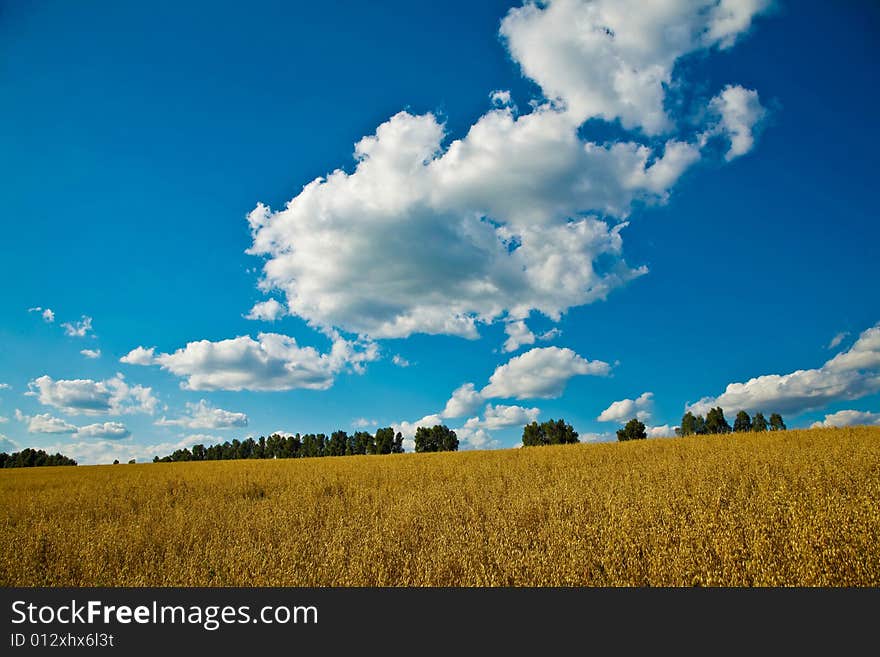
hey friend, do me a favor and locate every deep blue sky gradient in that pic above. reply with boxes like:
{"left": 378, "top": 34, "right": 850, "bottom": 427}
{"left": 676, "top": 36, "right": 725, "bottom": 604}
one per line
{"left": 1, "top": 1, "right": 878, "bottom": 458}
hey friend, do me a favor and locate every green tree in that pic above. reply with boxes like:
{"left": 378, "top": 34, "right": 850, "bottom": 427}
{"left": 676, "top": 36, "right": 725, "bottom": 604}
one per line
{"left": 616, "top": 418, "right": 647, "bottom": 441}
{"left": 0, "top": 448, "right": 76, "bottom": 467}
{"left": 680, "top": 412, "right": 696, "bottom": 436}
{"left": 328, "top": 430, "right": 348, "bottom": 456}
{"left": 521, "top": 419, "right": 578, "bottom": 446}
{"left": 352, "top": 431, "right": 374, "bottom": 455}
{"left": 733, "top": 410, "right": 752, "bottom": 433}
{"left": 522, "top": 421, "right": 544, "bottom": 446}
{"left": 769, "top": 413, "right": 786, "bottom": 431}
{"left": 414, "top": 425, "right": 459, "bottom": 452}
{"left": 705, "top": 407, "right": 731, "bottom": 434}
{"left": 392, "top": 431, "right": 404, "bottom": 453}
{"left": 680, "top": 411, "right": 707, "bottom": 436}
{"left": 374, "top": 427, "right": 395, "bottom": 454}
{"left": 546, "top": 418, "right": 578, "bottom": 444}
{"left": 752, "top": 412, "right": 768, "bottom": 432}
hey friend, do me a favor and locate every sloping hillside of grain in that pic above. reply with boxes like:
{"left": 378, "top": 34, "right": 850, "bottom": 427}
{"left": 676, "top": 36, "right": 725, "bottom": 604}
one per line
{"left": 2, "top": 427, "right": 878, "bottom": 586}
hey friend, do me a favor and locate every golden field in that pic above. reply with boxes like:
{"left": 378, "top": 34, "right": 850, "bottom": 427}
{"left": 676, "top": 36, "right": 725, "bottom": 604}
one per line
{"left": 2, "top": 426, "right": 878, "bottom": 586}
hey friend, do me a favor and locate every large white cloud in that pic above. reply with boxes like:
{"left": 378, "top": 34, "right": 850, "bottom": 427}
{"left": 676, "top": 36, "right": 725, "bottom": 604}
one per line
{"left": 441, "top": 383, "right": 484, "bottom": 419}
{"left": 500, "top": 0, "right": 770, "bottom": 133}
{"left": 598, "top": 392, "right": 653, "bottom": 422}
{"left": 156, "top": 399, "right": 248, "bottom": 429}
{"left": 646, "top": 424, "right": 676, "bottom": 438}
{"left": 811, "top": 410, "right": 880, "bottom": 429}
{"left": 120, "top": 346, "right": 156, "bottom": 365}
{"left": 463, "top": 403, "right": 540, "bottom": 431}
{"left": 392, "top": 413, "right": 445, "bottom": 452}
{"left": 124, "top": 333, "right": 378, "bottom": 392}
{"left": 15, "top": 410, "right": 77, "bottom": 434}
{"left": 245, "top": 0, "right": 767, "bottom": 343}
{"left": 482, "top": 346, "right": 610, "bottom": 400}
{"left": 823, "top": 325, "right": 880, "bottom": 373}
{"left": 689, "top": 323, "right": 880, "bottom": 417}
{"left": 74, "top": 422, "right": 131, "bottom": 440}
{"left": 26, "top": 374, "right": 158, "bottom": 416}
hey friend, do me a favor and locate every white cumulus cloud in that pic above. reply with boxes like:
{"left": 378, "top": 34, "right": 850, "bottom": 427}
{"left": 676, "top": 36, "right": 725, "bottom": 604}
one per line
{"left": 811, "top": 410, "right": 880, "bottom": 429}
{"left": 16, "top": 410, "right": 77, "bottom": 434}
{"left": 80, "top": 349, "right": 101, "bottom": 359}
{"left": 463, "top": 403, "right": 540, "bottom": 431}
{"left": 441, "top": 383, "right": 484, "bottom": 419}
{"left": 455, "top": 425, "right": 499, "bottom": 450}
{"left": 246, "top": 298, "right": 285, "bottom": 321}
{"left": 124, "top": 333, "right": 378, "bottom": 391}
{"left": 120, "top": 346, "right": 156, "bottom": 365}
{"left": 156, "top": 399, "right": 248, "bottom": 429}
{"left": 688, "top": 322, "right": 880, "bottom": 417}
{"left": 500, "top": 0, "right": 770, "bottom": 133}
{"left": 244, "top": 0, "right": 768, "bottom": 344}
{"left": 646, "top": 424, "right": 676, "bottom": 438}
{"left": 706, "top": 84, "right": 767, "bottom": 160}
{"left": 74, "top": 422, "right": 131, "bottom": 440}
{"left": 26, "top": 374, "right": 159, "bottom": 416}
{"left": 598, "top": 392, "right": 653, "bottom": 422}
{"left": 503, "top": 320, "right": 536, "bottom": 353}
{"left": 482, "top": 346, "right": 610, "bottom": 400}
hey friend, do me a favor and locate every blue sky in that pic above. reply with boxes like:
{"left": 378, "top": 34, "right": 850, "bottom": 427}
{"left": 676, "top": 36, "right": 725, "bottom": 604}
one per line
{"left": 2, "top": 0, "right": 878, "bottom": 463}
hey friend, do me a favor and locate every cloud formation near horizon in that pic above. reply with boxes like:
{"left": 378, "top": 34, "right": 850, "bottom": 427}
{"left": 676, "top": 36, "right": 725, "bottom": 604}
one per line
{"left": 688, "top": 323, "right": 880, "bottom": 417}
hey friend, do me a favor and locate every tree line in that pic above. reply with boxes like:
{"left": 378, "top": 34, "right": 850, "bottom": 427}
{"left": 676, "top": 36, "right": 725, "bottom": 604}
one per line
{"left": 678, "top": 408, "right": 785, "bottom": 436}
{"left": 0, "top": 448, "right": 77, "bottom": 468}
{"left": 613, "top": 407, "right": 787, "bottom": 442}
{"left": 153, "top": 427, "right": 407, "bottom": 462}
{"left": 154, "top": 423, "right": 476, "bottom": 462}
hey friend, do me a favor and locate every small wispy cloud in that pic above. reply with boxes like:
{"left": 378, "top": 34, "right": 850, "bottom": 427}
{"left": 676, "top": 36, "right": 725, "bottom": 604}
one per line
{"left": 80, "top": 349, "right": 101, "bottom": 359}
{"left": 62, "top": 315, "right": 94, "bottom": 338}
{"left": 828, "top": 332, "right": 849, "bottom": 350}
{"left": 28, "top": 307, "right": 55, "bottom": 323}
